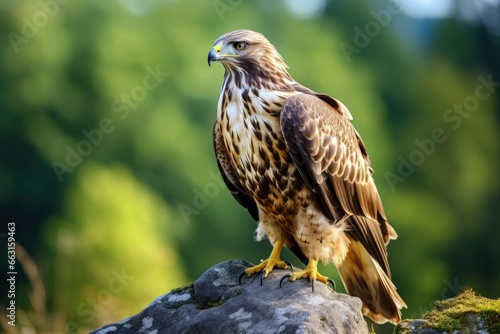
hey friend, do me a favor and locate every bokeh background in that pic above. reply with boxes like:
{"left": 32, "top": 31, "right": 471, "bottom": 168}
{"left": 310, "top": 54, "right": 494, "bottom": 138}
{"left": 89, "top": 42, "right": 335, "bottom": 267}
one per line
{"left": 1, "top": 0, "right": 499, "bottom": 333}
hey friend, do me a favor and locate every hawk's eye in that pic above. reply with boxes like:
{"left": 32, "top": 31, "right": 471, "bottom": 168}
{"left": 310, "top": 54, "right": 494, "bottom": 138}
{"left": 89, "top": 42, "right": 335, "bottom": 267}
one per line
{"left": 234, "top": 42, "right": 247, "bottom": 51}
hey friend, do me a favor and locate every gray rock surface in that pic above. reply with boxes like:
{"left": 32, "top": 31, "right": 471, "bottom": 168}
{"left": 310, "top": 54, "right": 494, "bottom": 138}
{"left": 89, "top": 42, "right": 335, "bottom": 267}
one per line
{"left": 396, "top": 315, "right": 496, "bottom": 334}
{"left": 90, "top": 260, "right": 368, "bottom": 334}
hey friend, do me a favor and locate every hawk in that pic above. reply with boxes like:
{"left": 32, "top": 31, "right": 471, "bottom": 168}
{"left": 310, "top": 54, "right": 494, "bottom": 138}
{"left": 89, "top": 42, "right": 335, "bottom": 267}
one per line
{"left": 208, "top": 29, "right": 406, "bottom": 324}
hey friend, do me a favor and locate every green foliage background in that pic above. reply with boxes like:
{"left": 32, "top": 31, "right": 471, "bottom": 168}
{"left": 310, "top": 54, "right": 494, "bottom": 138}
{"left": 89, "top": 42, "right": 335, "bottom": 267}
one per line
{"left": 0, "top": 0, "right": 499, "bottom": 333}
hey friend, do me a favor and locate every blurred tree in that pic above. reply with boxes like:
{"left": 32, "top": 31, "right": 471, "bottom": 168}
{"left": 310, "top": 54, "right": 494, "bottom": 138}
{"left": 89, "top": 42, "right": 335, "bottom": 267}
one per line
{"left": 0, "top": 0, "right": 498, "bottom": 333}
{"left": 44, "top": 162, "right": 187, "bottom": 332}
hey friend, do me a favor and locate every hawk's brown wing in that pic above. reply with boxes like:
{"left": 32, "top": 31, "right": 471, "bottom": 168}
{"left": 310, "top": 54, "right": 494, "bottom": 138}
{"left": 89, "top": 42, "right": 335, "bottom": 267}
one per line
{"left": 280, "top": 93, "right": 395, "bottom": 276}
{"left": 213, "top": 122, "right": 259, "bottom": 221}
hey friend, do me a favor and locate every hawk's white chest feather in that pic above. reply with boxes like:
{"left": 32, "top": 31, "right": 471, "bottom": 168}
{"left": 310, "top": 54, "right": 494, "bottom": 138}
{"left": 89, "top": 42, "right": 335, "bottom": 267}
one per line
{"left": 218, "top": 82, "right": 284, "bottom": 167}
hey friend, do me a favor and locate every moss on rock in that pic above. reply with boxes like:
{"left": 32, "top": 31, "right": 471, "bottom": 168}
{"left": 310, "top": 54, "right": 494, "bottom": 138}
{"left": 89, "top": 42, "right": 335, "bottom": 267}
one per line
{"left": 395, "top": 289, "right": 500, "bottom": 333}
{"left": 423, "top": 289, "right": 500, "bottom": 332}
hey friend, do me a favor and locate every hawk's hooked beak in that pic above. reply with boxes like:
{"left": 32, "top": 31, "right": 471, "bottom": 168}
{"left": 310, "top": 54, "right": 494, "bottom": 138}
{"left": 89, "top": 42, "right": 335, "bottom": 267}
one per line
{"left": 208, "top": 44, "right": 221, "bottom": 66}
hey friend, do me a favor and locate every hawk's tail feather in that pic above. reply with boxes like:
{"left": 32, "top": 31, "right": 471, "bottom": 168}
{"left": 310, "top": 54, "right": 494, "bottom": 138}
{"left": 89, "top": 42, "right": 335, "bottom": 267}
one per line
{"left": 337, "top": 240, "right": 407, "bottom": 324}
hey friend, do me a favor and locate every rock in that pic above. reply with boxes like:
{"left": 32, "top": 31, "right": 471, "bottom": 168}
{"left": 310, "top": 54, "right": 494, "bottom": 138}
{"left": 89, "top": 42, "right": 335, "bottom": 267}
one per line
{"left": 91, "top": 260, "right": 368, "bottom": 334}
{"left": 395, "top": 290, "right": 500, "bottom": 334}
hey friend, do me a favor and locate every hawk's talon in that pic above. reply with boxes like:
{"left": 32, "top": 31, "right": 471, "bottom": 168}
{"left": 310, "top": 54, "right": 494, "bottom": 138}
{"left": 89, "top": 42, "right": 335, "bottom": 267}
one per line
{"left": 239, "top": 240, "right": 287, "bottom": 285}
{"left": 279, "top": 274, "right": 291, "bottom": 288}
{"left": 327, "top": 278, "right": 336, "bottom": 291}
{"left": 279, "top": 259, "right": 334, "bottom": 292}
{"left": 239, "top": 269, "right": 268, "bottom": 286}
{"left": 238, "top": 271, "right": 247, "bottom": 285}
{"left": 284, "top": 261, "right": 295, "bottom": 274}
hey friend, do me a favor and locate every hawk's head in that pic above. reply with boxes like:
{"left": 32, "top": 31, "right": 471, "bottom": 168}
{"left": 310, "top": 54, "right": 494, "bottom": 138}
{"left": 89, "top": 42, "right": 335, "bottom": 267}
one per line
{"left": 208, "top": 29, "right": 290, "bottom": 80}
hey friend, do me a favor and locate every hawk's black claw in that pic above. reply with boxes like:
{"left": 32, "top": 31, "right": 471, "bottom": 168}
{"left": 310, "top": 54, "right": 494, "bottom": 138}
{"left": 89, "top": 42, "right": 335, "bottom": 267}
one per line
{"left": 239, "top": 270, "right": 266, "bottom": 286}
{"left": 312, "top": 277, "right": 336, "bottom": 292}
{"left": 279, "top": 274, "right": 291, "bottom": 288}
{"left": 284, "top": 261, "right": 295, "bottom": 273}
{"left": 238, "top": 271, "right": 247, "bottom": 285}
{"left": 327, "top": 278, "right": 336, "bottom": 291}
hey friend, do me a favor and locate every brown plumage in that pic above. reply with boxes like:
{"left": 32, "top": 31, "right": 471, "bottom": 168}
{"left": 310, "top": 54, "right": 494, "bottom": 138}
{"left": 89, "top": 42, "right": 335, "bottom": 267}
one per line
{"left": 208, "top": 29, "right": 406, "bottom": 324}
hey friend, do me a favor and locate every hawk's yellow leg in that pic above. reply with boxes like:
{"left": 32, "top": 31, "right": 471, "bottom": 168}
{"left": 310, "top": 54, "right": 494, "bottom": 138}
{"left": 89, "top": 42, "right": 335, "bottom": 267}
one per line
{"left": 244, "top": 240, "right": 288, "bottom": 278}
{"left": 288, "top": 259, "right": 329, "bottom": 284}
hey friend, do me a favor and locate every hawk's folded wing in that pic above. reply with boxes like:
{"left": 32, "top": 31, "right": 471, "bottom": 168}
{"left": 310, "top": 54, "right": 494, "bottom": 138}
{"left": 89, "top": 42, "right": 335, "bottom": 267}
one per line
{"left": 280, "top": 93, "right": 397, "bottom": 276}
{"left": 213, "top": 122, "right": 259, "bottom": 221}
